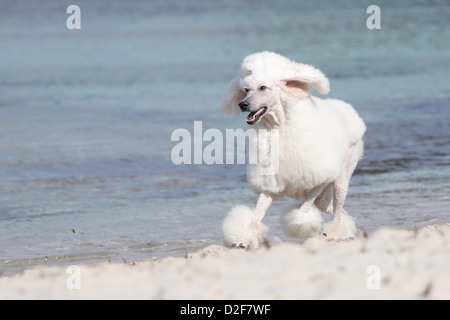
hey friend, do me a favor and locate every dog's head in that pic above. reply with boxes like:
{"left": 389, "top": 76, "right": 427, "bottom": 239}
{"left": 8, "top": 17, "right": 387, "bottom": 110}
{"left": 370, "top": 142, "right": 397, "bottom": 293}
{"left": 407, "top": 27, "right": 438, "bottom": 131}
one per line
{"left": 220, "top": 51, "right": 330, "bottom": 126}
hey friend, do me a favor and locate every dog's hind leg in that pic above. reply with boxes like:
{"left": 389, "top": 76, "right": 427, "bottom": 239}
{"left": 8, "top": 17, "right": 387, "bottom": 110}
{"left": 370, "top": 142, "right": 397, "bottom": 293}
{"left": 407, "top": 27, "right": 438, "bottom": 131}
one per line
{"left": 322, "top": 140, "right": 363, "bottom": 239}
{"left": 334, "top": 140, "right": 363, "bottom": 220}
{"left": 314, "top": 183, "right": 334, "bottom": 215}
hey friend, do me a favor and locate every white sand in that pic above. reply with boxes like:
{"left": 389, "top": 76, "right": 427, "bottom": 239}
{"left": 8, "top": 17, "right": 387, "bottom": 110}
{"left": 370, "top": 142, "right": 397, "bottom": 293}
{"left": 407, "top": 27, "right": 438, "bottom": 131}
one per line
{"left": 1, "top": 224, "right": 449, "bottom": 300}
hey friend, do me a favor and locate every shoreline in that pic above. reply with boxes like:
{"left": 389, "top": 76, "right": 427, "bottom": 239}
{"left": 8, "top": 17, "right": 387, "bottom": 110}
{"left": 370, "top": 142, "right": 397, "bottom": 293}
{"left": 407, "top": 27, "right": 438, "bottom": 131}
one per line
{"left": 1, "top": 223, "right": 449, "bottom": 300}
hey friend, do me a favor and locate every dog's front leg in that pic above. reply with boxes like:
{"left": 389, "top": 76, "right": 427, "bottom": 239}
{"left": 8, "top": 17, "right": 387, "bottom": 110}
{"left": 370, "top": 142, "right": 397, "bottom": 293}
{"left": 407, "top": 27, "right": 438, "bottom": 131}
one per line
{"left": 254, "top": 192, "right": 272, "bottom": 225}
{"left": 222, "top": 192, "right": 272, "bottom": 250}
{"left": 281, "top": 184, "right": 326, "bottom": 238}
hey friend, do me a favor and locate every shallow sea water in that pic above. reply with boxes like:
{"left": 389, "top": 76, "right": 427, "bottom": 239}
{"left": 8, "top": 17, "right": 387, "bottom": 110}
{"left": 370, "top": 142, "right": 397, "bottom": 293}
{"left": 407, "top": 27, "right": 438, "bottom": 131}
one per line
{"left": 0, "top": 0, "right": 449, "bottom": 275}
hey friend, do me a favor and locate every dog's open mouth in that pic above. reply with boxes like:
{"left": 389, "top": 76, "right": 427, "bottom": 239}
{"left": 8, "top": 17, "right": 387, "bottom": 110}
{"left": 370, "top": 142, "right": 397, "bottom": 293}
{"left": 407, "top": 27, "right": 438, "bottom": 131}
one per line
{"left": 246, "top": 106, "right": 268, "bottom": 125}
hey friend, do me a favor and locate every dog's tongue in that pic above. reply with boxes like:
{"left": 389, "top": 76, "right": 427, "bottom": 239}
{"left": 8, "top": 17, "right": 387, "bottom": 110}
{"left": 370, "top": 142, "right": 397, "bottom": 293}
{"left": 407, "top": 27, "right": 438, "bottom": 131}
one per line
{"left": 247, "top": 107, "right": 267, "bottom": 123}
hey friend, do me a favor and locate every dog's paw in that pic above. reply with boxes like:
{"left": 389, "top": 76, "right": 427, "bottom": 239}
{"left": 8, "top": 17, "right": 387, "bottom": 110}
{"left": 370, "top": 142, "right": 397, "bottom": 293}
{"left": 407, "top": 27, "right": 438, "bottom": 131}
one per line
{"left": 222, "top": 205, "right": 268, "bottom": 250}
{"left": 322, "top": 214, "right": 356, "bottom": 240}
{"left": 281, "top": 204, "right": 323, "bottom": 238}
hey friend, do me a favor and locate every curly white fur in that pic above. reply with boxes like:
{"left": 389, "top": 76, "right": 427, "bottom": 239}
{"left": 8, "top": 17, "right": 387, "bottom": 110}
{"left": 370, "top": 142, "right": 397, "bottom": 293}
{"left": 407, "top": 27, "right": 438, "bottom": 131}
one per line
{"left": 222, "top": 205, "right": 268, "bottom": 250}
{"left": 322, "top": 213, "right": 357, "bottom": 239}
{"left": 281, "top": 204, "right": 323, "bottom": 238}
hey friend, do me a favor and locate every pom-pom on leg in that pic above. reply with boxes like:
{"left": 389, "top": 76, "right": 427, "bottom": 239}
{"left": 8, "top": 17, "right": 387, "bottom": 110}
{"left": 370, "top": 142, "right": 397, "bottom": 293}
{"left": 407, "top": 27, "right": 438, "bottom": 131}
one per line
{"left": 281, "top": 204, "right": 323, "bottom": 238}
{"left": 222, "top": 205, "right": 269, "bottom": 250}
{"left": 322, "top": 209, "right": 356, "bottom": 239}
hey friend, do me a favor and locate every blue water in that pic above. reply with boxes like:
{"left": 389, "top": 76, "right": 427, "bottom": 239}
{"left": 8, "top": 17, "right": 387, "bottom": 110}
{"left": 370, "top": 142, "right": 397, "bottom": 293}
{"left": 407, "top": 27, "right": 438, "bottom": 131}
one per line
{"left": 1, "top": 0, "right": 449, "bottom": 275}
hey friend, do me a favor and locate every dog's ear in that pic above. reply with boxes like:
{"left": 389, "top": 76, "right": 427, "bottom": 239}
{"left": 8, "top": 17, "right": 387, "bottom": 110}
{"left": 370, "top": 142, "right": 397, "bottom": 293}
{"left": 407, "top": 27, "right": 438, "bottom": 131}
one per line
{"left": 220, "top": 76, "right": 246, "bottom": 116}
{"left": 283, "top": 62, "right": 330, "bottom": 95}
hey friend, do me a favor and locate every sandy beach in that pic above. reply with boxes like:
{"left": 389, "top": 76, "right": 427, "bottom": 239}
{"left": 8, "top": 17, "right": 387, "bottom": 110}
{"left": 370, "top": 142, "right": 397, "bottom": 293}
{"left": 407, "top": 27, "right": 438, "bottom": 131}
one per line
{"left": 1, "top": 223, "right": 449, "bottom": 300}
{"left": 1, "top": 1, "right": 450, "bottom": 303}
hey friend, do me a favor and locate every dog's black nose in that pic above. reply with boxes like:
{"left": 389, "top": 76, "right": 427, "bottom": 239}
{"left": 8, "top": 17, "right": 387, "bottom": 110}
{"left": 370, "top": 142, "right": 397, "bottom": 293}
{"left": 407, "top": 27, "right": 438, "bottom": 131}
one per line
{"left": 239, "top": 101, "right": 249, "bottom": 111}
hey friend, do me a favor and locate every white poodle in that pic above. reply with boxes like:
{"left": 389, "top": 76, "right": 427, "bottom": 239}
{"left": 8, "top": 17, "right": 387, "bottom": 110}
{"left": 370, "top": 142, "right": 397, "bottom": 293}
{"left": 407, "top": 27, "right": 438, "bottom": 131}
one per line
{"left": 220, "top": 51, "right": 366, "bottom": 249}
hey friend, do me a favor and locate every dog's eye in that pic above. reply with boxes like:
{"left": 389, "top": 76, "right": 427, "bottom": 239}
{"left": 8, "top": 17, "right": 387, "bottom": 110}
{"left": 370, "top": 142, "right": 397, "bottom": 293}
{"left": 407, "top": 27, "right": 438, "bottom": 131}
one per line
{"left": 259, "top": 86, "right": 267, "bottom": 91}
{"left": 245, "top": 88, "right": 250, "bottom": 93}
